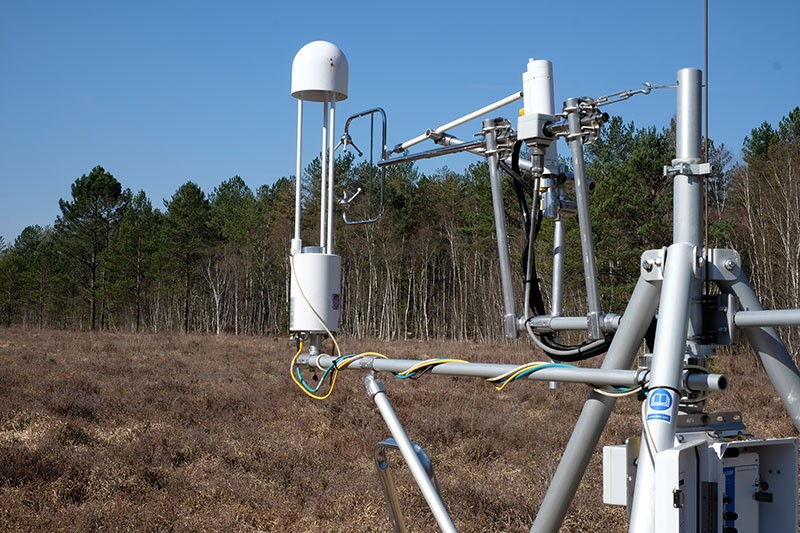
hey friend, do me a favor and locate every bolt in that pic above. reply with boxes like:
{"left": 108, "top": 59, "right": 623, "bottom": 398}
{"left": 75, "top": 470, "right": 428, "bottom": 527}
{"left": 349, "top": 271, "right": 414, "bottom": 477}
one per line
{"left": 642, "top": 259, "right": 654, "bottom": 272}
{"left": 724, "top": 258, "right": 736, "bottom": 271}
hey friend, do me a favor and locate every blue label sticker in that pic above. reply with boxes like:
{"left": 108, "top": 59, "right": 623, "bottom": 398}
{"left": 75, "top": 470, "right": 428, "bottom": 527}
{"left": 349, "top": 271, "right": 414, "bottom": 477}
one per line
{"left": 648, "top": 388, "right": 673, "bottom": 411}
{"left": 647, "top": 413, "right": 672, "bottom": 422}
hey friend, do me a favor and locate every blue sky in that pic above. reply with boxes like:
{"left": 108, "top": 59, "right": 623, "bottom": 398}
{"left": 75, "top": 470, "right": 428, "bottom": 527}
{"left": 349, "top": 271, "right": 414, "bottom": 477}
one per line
{"left": 1, "top": 0, "right": 798, "bottom": 245}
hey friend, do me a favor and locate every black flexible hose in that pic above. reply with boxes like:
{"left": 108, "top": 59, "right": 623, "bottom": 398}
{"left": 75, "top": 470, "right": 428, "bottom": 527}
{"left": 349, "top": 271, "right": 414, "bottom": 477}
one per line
{"left": 502, "top": 143, "right": 612, "bottom": 362}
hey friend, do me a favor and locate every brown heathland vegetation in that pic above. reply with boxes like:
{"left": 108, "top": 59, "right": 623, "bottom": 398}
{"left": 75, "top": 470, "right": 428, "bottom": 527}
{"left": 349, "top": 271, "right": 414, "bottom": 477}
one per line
{"left": 0, "top": 327, "right": 795, "bottom": 532}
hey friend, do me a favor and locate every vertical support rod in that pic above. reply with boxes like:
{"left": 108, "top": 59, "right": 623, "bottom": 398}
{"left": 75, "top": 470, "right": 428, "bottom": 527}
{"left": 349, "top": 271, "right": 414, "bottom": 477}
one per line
{"left": 530, "top": 276, "right": 661, "bottom": 533}
{"left": 673, "top": 68, "right": 706, "bottom": 354}
{"left": 551, "top": 215, "right": 565, "bottom": 317}
{"left": 365, "top": 374, "right": 457, "bottom": 533}
{"left": 673, "top": 68, "right": 704, "bottom": 245}
{"left": 628, "top": 69, "right": 705, "bottom": 532}
{"left": 293, "top": 99, "right": 304, "bottom": 254}
{"left": 628, "top": 243, "right": 695, "bottom": 533}
{"left": 327, "top": 100, "right": 336, "bottom": 254}
{"left": 485, "top": 118, "right": 518, "bottom": 338}
{"left": 719, "top": 275, "right": 800, "bottom": 431}
{"left": 565, "top": 99, "right": 602, "bottom": 339}
{"left": 320, "top": 100, "right": 329, "bottom": 248}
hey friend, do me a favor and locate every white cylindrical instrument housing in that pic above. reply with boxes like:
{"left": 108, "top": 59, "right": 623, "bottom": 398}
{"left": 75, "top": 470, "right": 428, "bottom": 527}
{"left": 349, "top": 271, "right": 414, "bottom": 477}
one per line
{"left": 522, "top": 58, "right": 554, "bottom": 116}
{"left": 524, "top": 59, "right": 559, "bottom": 172}
{"left": 290, "top": 252, "right": 341, "bottom": 333}
{"left": 291, "top": 41, "right": 349, "bottom": 102}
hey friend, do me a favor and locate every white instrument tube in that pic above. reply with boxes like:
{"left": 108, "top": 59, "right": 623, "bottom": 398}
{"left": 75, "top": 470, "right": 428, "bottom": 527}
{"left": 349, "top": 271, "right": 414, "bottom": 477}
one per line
{"left": 292, "top": 99, "right": 304, "bottom": 254}
{"left": 319, "top": 100, "right": 329, "bottom": 248}
{"left": 327, "top": 100, "right": 336, "bottom": 254}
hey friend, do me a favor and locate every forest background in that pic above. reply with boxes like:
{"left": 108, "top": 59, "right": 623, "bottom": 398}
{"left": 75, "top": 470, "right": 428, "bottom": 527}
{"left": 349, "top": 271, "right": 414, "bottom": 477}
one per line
{"left": 1, "top": 109, "right": 799, "bottom": 358}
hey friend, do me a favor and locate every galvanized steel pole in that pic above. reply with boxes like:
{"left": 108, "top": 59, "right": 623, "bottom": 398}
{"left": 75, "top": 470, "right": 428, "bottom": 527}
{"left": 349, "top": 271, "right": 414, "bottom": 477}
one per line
{"left": 485, "top": 118, "right": 519, "bottom": 338}
{"left": 530, "top": 276, "right": 661, "bottom": 533}
{"left": 365, "top": 374, "right": 457, "bottom": 533}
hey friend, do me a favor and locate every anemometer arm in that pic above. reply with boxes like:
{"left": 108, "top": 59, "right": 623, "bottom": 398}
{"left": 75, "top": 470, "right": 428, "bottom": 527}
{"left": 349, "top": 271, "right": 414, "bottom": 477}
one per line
{"left": 388, "top": 92, "right": 523, "bottom": 155}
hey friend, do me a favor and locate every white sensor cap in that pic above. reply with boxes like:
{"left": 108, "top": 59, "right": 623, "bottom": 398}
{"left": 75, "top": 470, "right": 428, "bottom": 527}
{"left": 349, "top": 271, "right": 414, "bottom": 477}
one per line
{"left": 291, "top": 41, "right": 349, "bottom": 102}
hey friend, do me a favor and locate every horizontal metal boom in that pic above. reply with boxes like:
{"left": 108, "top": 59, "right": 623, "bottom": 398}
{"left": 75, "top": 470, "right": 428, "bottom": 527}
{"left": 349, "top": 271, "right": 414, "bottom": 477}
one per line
{"left": 297, "top": 354, "right": 726, "bottom": 391}
{"left": 734, "top": 309, "right": 800, "bottom": 328}
{"left": 379, "top": 138, "right": 485, "bottom": 167}
{"left": 392, "top": 91, "right": 523, "bottom": 154}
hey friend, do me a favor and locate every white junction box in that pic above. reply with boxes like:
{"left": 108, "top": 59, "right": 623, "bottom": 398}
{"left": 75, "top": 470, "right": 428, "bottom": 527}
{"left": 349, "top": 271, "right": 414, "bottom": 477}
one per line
{"left": 605, "top": 437, "right": 797, "bottom": 532}
{"left": 289, "top": 252, "right": 341, "bottom": 333}
{"left": 603, "top": 444, "right": 628, "bottom": 507}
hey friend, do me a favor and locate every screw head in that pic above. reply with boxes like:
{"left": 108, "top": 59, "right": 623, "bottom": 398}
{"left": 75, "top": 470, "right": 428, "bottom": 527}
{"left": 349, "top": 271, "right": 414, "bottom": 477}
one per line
{"left": 724, "top": 258, "right": 736, "bottom": 271}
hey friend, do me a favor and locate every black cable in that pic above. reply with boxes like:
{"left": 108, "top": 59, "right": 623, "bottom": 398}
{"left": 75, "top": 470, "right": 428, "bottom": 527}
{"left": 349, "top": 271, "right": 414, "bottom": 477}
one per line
{"left": 505, "top": 144, "right": 612, "bottom": 362}
{"left": 501, "top": 143, "right": 547, "bottom": 317}
{"left": 536, "top": 331, "right": 612, "bottom": 362}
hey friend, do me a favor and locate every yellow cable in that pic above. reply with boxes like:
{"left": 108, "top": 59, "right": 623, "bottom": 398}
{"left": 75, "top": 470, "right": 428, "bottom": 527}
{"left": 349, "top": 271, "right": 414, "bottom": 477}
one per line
{"left": 334, "top": 351, "right": 387, "bottom": 370}
{"left": 291, "top": 348, "right": 391, "bottom": 401}
{"left": 289, "top": 341, "right": 339, "bottom": 401}
{"left": 489, "top": 362, "right": 550, "bottom": 391}
{"left": 395, "top": 358, "right": 468, "bottom": 378}
{"left": 350, "top": 351, "right": 389, "bottom": 361}
{"left": 592, "top": 385, "right": 643, "bottom": 398}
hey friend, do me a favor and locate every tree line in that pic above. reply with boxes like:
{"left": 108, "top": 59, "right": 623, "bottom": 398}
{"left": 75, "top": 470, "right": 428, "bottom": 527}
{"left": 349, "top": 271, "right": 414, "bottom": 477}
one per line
{"left": 1, "top": 109, "right": 798, "bottom": 352}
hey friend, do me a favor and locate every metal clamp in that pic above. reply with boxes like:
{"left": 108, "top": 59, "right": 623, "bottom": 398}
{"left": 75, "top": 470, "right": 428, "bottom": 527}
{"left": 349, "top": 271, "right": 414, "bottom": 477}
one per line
{"left": 663, "top": 162, "right": 715, "bottom": 177}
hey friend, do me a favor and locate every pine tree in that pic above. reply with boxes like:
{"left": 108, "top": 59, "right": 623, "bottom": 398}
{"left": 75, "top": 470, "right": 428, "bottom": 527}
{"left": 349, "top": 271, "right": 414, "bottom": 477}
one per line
{"left": 161, "top": 182, "right": 216, "bottom": 333}
{"left": 106, "top": 191, "right": 159, "bottom": 331}
{"left": 55, "top": 166, "right": 129, "bottom": 329}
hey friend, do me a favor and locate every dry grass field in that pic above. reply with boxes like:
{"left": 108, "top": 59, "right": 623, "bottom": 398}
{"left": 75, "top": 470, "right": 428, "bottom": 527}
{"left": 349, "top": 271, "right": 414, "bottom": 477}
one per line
{"left": 0, "top": 327, "right": 795, "bottom": 532}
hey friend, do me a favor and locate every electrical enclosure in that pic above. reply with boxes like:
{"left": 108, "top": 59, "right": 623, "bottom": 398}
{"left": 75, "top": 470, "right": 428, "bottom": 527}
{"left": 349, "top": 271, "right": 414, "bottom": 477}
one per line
{"left": 290, "top": 252, "right": 341, "bottom": 333}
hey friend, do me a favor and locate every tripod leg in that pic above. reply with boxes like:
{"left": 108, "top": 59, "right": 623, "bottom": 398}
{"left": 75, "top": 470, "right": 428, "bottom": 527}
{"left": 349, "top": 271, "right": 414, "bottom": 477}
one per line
{"left": 719, "top": 275, "right": 800, "bottom": 432}
{"left": 530, "top": 276, "right": 661, "bottom": 533}
{"left": 365, "top": 374, "right": 457, "bottom": 533}
{"left": 628, "top": 243, "right": 697, "bottom": 533}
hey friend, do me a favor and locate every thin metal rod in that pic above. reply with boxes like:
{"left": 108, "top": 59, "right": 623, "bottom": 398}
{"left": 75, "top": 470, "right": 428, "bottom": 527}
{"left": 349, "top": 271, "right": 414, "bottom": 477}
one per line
{"left": 530, "top": 276, "right": 662, "bottom": 533}
{"left": 704, "top": 0, "right": 709, "bottom": 165}
{"left": 704, "top": 0, "right": 710, "bottom": 272}
{"left": 719, "top": 275, "right": 800, "bottom": 431}
{"left": 320, "top": 100, "right": 329, "bottom": 248}
{"left": 551, "top": 216, "right": 565, "bottom": 317}
{"left": 293, "top": 99, "right": 304, "bottom": 248}
{"left": 393, "top": 92, "right": 522, "bottom": 153}
{"left": 365, "top": 375, "right": 457, "bottom": 533}
{"left": 327, "top": 100, "right": 336, "bottom": 254}
{"left": 373, "top": 447, "right": 407, "bottom": 533}
{"left": 565, "top": 98, "right": 603, "bottom": 339}
{"left": 734, "top": 309, "right": 800, "bottom": 328}
{"left": 485, "top": 119, "right": 518, "bottom": 338}
{"left": 379, "top": 139, "right": 485, "bottom": 167}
